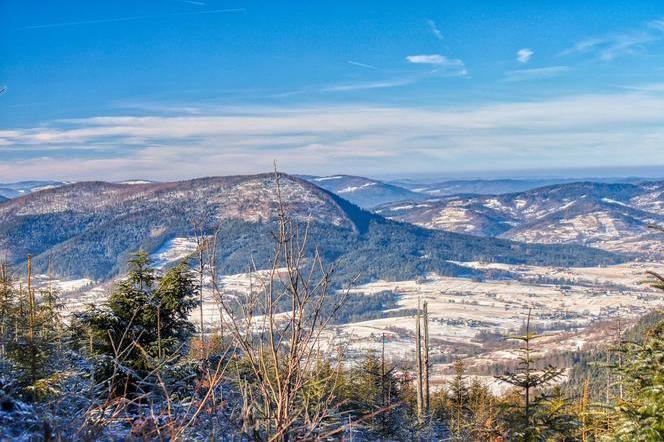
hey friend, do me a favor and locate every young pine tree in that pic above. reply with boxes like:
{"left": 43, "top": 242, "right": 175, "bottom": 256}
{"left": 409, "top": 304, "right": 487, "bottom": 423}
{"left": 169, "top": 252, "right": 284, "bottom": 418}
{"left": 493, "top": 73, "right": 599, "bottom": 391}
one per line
{"left": 448, "top": 358, "right": 469, "bottom": 441}
{"left": 495, "top": 309, "right": 565, "bottom": 441}
{"left": 75, "top": 251, "right": 199, "bottom": 395}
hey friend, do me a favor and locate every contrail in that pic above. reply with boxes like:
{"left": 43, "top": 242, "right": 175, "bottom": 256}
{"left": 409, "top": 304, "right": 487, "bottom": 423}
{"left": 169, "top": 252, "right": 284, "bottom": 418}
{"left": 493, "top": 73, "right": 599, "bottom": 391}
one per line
{"left": 26, "top": 8, "right": 245, "bottom": 30}
{"left": 347, "top": 60, "right": 379, "bottom": 70}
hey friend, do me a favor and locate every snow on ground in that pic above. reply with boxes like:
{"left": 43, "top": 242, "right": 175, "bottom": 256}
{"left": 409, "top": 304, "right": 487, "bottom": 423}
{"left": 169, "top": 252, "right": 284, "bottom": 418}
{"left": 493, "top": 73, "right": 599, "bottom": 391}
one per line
{"left": 425, "top": 207, "right": 476, "bottom": 232}
{"left": 601, "top": 198, "right": 628, "bottom": 207}
{"left": 328, "top": 261, "right": 664, "bottom": 374}
{"left": 150, "top": 237, "right": 200, "bottom": 268}
{"left": 31, "top": 274, "right": 95, "bottom": 294}
{"left": 337, "top": 182, "right": 377, "bottom": 193}
{"left": 389, "top": 204, "right": 415, "bottom": 211}
{"left": 313, "top": 176, "right": 343, "bottom": 182}
{"left": 120, "top": 180, "right": 153, "bottom": 185}
{"left": 53, "top": 260, "right": 664, "bottom": 383}
{"left": 509, "top": 211, "right": 624, "bottom": 243}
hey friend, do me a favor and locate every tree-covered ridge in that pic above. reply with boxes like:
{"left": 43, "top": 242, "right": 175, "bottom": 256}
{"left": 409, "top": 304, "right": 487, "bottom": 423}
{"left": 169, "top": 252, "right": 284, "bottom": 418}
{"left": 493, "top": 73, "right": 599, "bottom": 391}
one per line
{"left": 0, "top": 174, "right": 624, "bottom": 284}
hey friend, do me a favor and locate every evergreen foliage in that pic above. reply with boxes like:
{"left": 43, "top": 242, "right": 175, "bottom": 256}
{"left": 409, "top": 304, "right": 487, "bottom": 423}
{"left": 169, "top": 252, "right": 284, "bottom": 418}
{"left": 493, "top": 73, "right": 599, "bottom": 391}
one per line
{"left": 73, "top": 251, "right": 198, "bottom": 395}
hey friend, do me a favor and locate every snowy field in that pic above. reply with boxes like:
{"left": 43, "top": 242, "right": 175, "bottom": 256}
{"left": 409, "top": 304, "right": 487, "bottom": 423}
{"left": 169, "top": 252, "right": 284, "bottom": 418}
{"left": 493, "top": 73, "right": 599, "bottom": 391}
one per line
{"left": 329, "top": 261, "right": 664, "bottom": 377}
{"left": 34, "top": 258, "right": 664, "bottom": 390}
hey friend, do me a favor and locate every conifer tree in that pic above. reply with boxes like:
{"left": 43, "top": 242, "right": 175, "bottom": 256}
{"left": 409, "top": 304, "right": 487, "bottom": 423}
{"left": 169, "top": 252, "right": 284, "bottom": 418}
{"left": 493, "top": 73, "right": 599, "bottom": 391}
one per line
{"left": 0, "top": 261, "right": 16, "bottom": 357}
{"left": 466, "top": 376, "right": 500, "bottom": 440}
{"left": 1, "top": 256, "right": 66, "bottom": 399}
{"left": 449, "top": 358, "right": 468, "bottom": 440}
{"left": 346, "top": 352, "right": 400, "bottom": 437}
{"left": 611, "top": 227, "right": 664, "bottom": 439}
{"left": 495, "top": 309, "right": 565, "bottom": 441}
{"left": 75, "top": 251, "right": 199, "bottom": 395}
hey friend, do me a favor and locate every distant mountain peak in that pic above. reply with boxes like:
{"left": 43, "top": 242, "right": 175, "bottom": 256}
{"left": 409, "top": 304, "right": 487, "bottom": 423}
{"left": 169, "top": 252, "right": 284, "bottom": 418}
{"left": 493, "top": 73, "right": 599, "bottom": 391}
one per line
{"left": 303, "top": 174, "right": 426, "bottom": 209}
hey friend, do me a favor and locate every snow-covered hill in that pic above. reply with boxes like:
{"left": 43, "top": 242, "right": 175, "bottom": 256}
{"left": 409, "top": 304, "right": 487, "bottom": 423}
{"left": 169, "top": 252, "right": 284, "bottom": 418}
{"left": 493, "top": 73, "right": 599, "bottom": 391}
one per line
{"left": 0, "top": 174, "right": 620, "bottom": 282}
{"left": 0, "top": 180, "right": 70, "bottom": 199}
{"left": 376, "top": 182, "right": 664, "bottom": 257}
{"left": 302, "top": 175, "right": 426, "bottom": 208}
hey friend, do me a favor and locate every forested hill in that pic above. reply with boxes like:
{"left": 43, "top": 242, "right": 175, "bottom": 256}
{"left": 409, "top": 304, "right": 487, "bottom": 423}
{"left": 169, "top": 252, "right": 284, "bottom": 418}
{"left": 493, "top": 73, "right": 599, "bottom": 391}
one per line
{"left": 376, "top": 181, "right": 664, "bottom": 257}
{"left": 0, "top": 173, "right": 624, "bottom": 282}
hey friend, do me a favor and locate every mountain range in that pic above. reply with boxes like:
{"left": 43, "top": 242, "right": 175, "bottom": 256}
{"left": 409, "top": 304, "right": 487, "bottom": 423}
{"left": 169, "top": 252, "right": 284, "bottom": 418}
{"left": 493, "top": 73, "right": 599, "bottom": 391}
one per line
{"left": 0, "top": 174, "right": 620, "bottom": 284}
{"left": 0, "top": 180, "right": 70, "bottom": 199}
{"left": 392, "top": 178, "right": 588, "bottom": 196}
{"left": 375, "top": 181, "right": 664, "bottom": 257}
{"left": 300, "top": 175, "right": 426, "bottom": 208}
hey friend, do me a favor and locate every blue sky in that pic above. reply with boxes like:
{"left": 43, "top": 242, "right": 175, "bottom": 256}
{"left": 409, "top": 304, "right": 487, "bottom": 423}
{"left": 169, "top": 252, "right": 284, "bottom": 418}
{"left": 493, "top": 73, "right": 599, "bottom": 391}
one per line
{"left": 1, "top": 0, "right": 664, "bottom": 181}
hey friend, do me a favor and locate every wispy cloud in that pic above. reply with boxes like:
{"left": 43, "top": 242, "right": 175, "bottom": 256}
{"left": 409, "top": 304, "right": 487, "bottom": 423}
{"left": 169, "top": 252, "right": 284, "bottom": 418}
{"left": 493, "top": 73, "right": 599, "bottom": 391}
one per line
{"left": 562, "top": 32, "right": 654, "bottom": 61}
{"left": 622, "top": 82, "right": 664, "bottom": 92}
{"left": 26, "top": 15, "right": 146, "bottom": 29}
{"left": 2, "top": 92, "right": 664, "bottom": 180}
{"left": 504, "top": 66, "right": 572, "bottom": 82}
{"left": 25, "top": 8, "right": 245, "bottom": 30}
{"left": 347, "top": 60, "right": 378, "bottom": 70}
{"left": 321, "top": 78, "right": 415, "bottom": 92}
{"left": 517, "top": 48, "right": 533, "bottom": 63}
{"left": 426, "top": 19, "right": 444, "bottom": 41}
{"left": 561, "top": 16, "right": 664, "bottom": 61}
{"left": 406, "top": 54, "right": 462, "bottom": 67}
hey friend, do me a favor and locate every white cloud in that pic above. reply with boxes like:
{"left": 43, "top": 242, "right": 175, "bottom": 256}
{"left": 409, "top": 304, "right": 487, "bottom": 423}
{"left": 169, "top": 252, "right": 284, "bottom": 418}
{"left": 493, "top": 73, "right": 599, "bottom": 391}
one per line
{"left": 504, "top": 66, "right": 572, "bottom": 81}
{"left": 426, "top": 19, "right": 444, "bottom": 41}
{"left": 517, "top": 48, "right": 533, "bottom": 63}
{"left": 2, "top": 92, "right": 664, "bottom": 180}
{"left": 406, "top": 54, "right": 463, "bottom": 66}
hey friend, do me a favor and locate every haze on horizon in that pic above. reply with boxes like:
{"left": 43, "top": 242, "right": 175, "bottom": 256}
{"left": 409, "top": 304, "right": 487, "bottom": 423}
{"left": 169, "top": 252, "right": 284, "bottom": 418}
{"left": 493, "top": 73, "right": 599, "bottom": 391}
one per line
{"left": 2, "top": 1, "right": 664, "bottom": 182}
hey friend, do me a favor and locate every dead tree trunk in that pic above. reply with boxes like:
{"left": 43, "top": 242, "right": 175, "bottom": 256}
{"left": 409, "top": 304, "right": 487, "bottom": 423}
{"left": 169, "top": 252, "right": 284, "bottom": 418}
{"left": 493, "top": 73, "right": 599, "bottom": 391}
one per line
{"left": 27, "top": 254, "right": 36, "bottom": 385}
{"left": 423, "top": 300, "right": 430, "bottom": 417}
{"left": 415, "top": 297, "right": 423, "bottom": 424}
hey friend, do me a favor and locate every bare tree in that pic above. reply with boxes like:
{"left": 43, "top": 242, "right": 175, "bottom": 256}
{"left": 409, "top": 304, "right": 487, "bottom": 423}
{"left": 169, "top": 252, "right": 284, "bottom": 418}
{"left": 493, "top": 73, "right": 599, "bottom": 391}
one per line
{"left": 192, "top": 219, "right": 212, "bottom": 358}
{"left": 210, "top": 169, "right": 354, "bottom": 440}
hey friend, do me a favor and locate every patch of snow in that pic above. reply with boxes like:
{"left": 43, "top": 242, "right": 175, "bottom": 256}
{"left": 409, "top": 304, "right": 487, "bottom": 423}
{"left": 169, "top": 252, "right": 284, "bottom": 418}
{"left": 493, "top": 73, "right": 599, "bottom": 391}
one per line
{"left": 313, "top": 176, "right": 343, "bottom": 182}
{"left": 121, "top": 180, "right": 152, "bottom": 185}
{"left": 514, "top": 199, "right": 528, "bottom": 209}
{"left": 559, "top": 201, "right": 575, "bottom": 210}
{"left": 338, "top": 182, "right": 377, "bottom": 193}
{"left": 151, "top": 237, "right": 200, "bottom": 268}
{"left": 56, "top": 278, "right": 94, "bottom": 292}
{"left": 390, "top": 204, "right": 414, "bottom": 211}
{"left": 601, "top": 198, "right": 628, "bottom": 207}
{"left": 31, "top": 185, "right": 59, "bottom": 192}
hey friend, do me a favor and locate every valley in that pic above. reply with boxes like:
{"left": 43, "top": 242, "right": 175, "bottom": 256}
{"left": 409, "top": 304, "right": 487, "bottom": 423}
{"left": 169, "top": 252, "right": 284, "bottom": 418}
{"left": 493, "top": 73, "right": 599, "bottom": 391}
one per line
{"left": 36, "top": 255, "right": 664, "bottom": 389}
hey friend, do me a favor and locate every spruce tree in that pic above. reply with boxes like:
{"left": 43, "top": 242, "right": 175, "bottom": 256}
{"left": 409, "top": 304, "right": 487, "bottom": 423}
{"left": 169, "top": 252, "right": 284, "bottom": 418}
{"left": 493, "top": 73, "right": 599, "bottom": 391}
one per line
{"left": 448, "top": 358, "right": 468, "bottom": 440}
{"left": 612, "top": 319, "right": 664, "bottom": 440}
{"left": 611, "top": 227, "right": 664, "bottom": 440}
{"left": 495, "top": 309, "right": 565, "bottom": 441}
{"left": 75, "top": 251, "right": 199, "bottom": 395}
